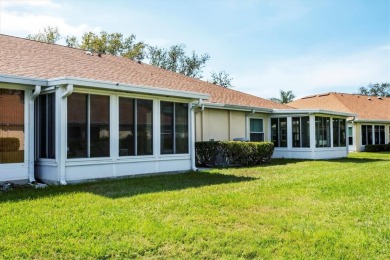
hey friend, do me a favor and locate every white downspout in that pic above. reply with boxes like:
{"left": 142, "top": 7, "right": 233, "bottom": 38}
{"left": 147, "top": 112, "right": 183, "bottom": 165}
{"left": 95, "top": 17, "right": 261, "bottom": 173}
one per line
{"left": 190, "top": 103, "right": 198, "bottom": 171}
{"left": 62, "top": 84, "right": 73, "bottom": 99}
{"left": 28, "top": 85, "right": 41, "bottom": 182}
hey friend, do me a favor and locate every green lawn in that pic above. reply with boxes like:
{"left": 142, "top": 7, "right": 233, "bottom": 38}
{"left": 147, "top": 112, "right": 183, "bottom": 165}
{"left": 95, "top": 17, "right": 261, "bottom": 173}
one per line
{"left": 1, "top": 152, "right": 389, "bottom": 259}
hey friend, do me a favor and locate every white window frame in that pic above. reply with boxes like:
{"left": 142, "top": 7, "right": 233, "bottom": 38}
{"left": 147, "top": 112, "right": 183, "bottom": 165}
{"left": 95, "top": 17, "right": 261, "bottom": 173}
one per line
{"left": 246, "top": 116, "right": 265, "bottom": 142}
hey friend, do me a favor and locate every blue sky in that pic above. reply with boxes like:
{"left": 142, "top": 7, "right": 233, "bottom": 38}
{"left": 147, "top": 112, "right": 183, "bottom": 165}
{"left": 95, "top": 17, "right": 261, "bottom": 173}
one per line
{"left": 0, "top": 0, "right": 389, "bottom": 99}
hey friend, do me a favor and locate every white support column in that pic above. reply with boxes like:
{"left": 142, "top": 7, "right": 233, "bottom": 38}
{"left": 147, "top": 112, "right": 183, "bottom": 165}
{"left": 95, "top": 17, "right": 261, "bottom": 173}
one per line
{"left": 58, "top": 85, "right": 71, "bottom": 185}
{"left": 110, "top": 95, "right": 119, "bottom": 177}
{"left": 153, "top": 99, "right": 160, "bottom": 172}
{"left": 287, "top": 116, "right": 292, "bottom": 149}
{"left": 309, "top": 115, "right": 316, "bottom": 154}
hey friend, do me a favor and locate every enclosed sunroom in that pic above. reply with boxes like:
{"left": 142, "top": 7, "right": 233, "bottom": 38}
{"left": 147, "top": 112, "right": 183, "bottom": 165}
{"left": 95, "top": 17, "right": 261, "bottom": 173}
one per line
{"left": 0, "top": 76, "right": 207, "bottom": 184}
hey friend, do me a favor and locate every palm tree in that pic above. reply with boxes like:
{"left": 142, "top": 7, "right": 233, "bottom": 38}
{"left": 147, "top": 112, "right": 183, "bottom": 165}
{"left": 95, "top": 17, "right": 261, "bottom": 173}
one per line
{"left": 270, "top": 90, "right": 296, "bottom": 104}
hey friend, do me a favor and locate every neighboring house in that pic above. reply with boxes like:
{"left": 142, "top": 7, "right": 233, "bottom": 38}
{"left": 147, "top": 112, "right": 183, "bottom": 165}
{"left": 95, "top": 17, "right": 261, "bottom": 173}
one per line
{"left": 0, "top": 34, "right": 354, "bottom": 184}
{"left": 289, "top": 92, "right": 390, "bottom": 151}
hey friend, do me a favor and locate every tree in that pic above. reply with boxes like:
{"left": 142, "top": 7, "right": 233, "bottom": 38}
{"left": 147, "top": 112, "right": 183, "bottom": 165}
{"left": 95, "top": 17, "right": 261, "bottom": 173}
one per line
{"left": 78, "top": 31, "right": 146, "bottom": 60}
{"left": 148, "top": 44, "right": 210, "bottom": 79}
{"left": 270, "top": 90, "right": 296, "bottom": 104}
{"left": 27, "top": 26, "right": 61, "bottom": 44}
{"left": 27, "top": 27, "right": 231, "bottom": 80}
{"left": 357, "top": 83, "right": 390, "bottom": 97}
{"left": 65, "top": 36, "right": 79, "bottom": 48}
{"left": 209, "top": 70, "right": 233, "bottom": 88}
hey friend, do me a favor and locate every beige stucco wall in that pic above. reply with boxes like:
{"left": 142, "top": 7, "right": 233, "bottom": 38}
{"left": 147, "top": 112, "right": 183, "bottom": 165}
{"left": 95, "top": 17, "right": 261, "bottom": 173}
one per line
{"left": 194, "top": 107, "right": 269, "bottom": 142}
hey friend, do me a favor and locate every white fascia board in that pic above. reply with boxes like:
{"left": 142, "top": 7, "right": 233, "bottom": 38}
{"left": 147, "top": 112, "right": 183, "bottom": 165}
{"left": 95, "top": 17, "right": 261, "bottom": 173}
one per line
{"left": 353, "top": 119, "right": 390, "bottom": 124}
{"left": 272, "top": 109, "right": 356, "bottom": 117}
{"left": 0, "top": 73, "right": 48, "bottom": 87}
{"left": 201, "top": 102, "right": 273, "bottom": 113}
{"left": 47, "top": 77, "right": 209, "bottom": 100}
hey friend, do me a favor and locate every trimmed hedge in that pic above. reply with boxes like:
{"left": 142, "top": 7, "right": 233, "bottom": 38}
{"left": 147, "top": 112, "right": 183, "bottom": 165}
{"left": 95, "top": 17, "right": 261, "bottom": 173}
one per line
{"left": 195, "top": 141, "right": 274, "bottom": 167}
{"left": 364, "top": 143, "right": 390, "bottom": 152}
{"left": 0, "top": 138, "right": 20, "bottom": 152}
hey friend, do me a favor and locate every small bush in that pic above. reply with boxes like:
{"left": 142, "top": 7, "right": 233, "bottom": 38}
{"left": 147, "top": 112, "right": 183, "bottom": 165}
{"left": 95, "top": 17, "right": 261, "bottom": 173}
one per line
{"left": 195, "top": 141, "right": 274, "bottom": 167}
{"left": 0, "top": 138, "right": 20, "bottom": 152}
{"left": 365, "top": 143, "right": 390, "bottom": 152}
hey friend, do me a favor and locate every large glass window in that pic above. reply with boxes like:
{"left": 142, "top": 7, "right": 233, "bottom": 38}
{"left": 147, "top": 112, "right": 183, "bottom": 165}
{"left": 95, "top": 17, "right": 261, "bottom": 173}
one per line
{"left": 315, "top": 117, "right": 331, "bottom": 148}
{"left": 137, "top": 99, "right": 153, "bottom": 155}
{"left": 0, "top": 89, "right": 24, "bottom": 164}
{"left": 271, "top": 118, "right": 287, "bottom": 147}
{"left": 361, "top": 125, "right": 373, "bottom": 146}
{"left": 119, "top": 98, "right": 153, "bottom": 156}
{"left": 332, "top": 118, "right": 346, "bottom": 147}
{"left": 36, "top": 93, "right": 56, "bottom": 159}
{"left": 119, "top": 98, "right": 135, "bottom": 156}
{"left": 67, "top": 93, "right": 110, "bottom": 158}
{"left": 348, "top": 126, "right": 353, "bottom": 145}
{"left": 375, "top": 125, "right": 385, "bottom": 145}
{"left": 90, "top": 95, "right": 110, "bottom": 157}
{"left": 292, "top": 116, "right": 310, "bottom": 148}
{"left": 249, "top": 118, "right": 264, "bottom": 142}
{"left": 160, "top": 102, "right": 189, "bottom": 154}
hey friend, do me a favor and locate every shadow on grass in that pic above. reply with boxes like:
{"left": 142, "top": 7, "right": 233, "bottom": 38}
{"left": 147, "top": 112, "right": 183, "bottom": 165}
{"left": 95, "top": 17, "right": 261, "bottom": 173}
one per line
{"left": 0, "top": 171, "right": 255, "bottom": 203}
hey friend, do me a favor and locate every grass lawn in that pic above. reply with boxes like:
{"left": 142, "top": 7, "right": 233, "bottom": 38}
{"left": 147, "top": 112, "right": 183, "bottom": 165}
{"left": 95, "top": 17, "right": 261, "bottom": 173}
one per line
{"left": 1, "top": 152, "right": 389, "bottom": 259}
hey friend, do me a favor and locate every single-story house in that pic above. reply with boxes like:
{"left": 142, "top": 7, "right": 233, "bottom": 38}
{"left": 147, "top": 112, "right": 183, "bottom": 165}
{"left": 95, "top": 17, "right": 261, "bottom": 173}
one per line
{"left": 0, "top": 34, "right": 354, "bottom": 184}
{"left": 289, "top": 92, "right": 390, "bottom": 151}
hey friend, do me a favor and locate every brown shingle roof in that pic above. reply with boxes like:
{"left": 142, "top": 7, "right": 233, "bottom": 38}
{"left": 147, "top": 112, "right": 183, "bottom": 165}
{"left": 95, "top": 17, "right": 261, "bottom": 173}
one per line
{"left": 289, "top": 92, "right": 390, "bottom": 121}
{"left": 0, "top": 34, "right": 290, "bottom": 110}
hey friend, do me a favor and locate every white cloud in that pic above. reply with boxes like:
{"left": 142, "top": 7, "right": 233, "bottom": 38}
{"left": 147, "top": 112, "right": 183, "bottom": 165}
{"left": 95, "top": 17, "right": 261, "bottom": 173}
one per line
{"left": 1, "top": 0, "right": 61, "bottom": 8}
{"left": 234, "top": 46, "right": 390, "bottom": 99}
{"left": 0, "top": 10, "right": 101, "bottom": 43}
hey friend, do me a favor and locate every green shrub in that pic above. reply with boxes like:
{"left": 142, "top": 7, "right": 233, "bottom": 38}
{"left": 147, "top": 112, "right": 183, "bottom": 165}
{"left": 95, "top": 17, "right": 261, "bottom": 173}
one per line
{"left": 0, "top": 138, "right": 20, "bottom": 152}
{"left": 195, "top": 141, "right": 274, "bottom": 167}
{"left": 365, "top": 143, "right": 390, "bottom": 152}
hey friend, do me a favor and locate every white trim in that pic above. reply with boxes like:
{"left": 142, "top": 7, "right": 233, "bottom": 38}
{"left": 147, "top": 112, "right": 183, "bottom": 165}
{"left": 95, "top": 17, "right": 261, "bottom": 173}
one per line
{"left": 246, "top": 116, "right": 265, "bottom": 141}
{"left": 203, "top": 102, "right": 273, "bottom": 113}
{"left": 0, "top": 74, "right": 47, "bottom": 86}
{"left": 48, "top": 77, "right": 209, "bottom": 100}
{"left": 273, "top": 109, "right": 356, "bottom": 118}
{"left": 0, "top": 74, "right": 209, "bottom": 100}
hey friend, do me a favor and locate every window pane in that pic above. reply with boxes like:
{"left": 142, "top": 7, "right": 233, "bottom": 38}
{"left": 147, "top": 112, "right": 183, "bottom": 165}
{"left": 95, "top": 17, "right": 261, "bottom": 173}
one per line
{"left": 374, "top": 125, "right": 385, "bottom": 145}
{"left": 301, "top": 117, "right": 310, "bottom": 148}
{"left": 0, "top": 89, "right": 24, "bottom": 164}
{"left": 367, "top": 125, "right": 373, "bottom": 145}
{"left": 249, "top": 118, "right": 264, "bottom": 142}
{"left": 362, "top": 125, "right": 367, "bottom": 145}
{"left": 316, "top": 117, "right": 330, "bottom": 148}
{"left": 333, "top": 118, "right": 340, "bottom": 147}
{"left": 348, "top": 126, "right": 353, "bottom": 145}
{"left": 161, "top": 101, "right": 174, "bottom": 154}
{"left": 271, "top": 118, "right": 278, "bottom": 147}
{"left": 292, "top": 117, "right": 300, "bottom": 147}
{"left": 279, "top": 118, "right": 287, "bottom": 147}
{"left": 250, "top": 133, "right": 264, "bottom": 142}
{"left": 38, "top": 95, "right": 47, "bottom": 158}
{"left": 67, "top": 93, "right": 87, "bottom": 158}
{"left": 48, "top": 93, "right": 56, "bottom": 158}
{"left": 175, "top": 103, "right": 189, "bottom": 154}
{"left": 379, "top": 126, "right": 385, "bottom": 145}
{"left": 137, "top": 99, "right": 153, "bottom": 155}
{"left": 37, "top": 93, "right": 56, "bottom": 159}
{"left": 119, "top": 97, "right": 135, "bottom": 156}
{"left": 250, "top": 118, "right": 263, "bottom": 132}
{"left": 340, "top": 119, "right": 346, "bottom": 147}
{"left": 90, "top": 95, "right": 110, "bottom": 157}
